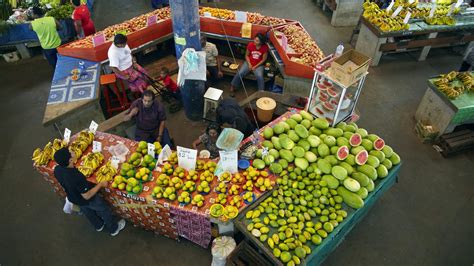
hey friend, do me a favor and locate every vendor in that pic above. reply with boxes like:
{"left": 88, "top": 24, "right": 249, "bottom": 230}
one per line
{"left": 230, "top": 33, "right": 268, "bottom": 97}
{"left": 216, "top": 98, "right": 255, "bottom": 138}
{"left": 30, "top": 7, "right": 62, "bottom": 67}
{"left": 71, "top": 0, "right": 96, "bottom": 38}
{"left": 201, "top": 36, "right": 223, "bottom": 86}
{"left": 53, "top": 148, "right": 126, "bottom": 236}
{"left": 192, "top": 123, "right": 221, "bottom": 159}
{"left": 108, "top": 34, "right": 150, "bottom": 94}
{"left": 124, "top": 90, "right": 174, "bottom": 148}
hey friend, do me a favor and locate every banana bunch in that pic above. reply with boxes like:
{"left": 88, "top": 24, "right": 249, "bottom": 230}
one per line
{"left": 78, "top": 152, "right": 104, "bottom": 177}
{"left": 32, "top": 139, "right": 67, "bottom": 166}
{"left": 457, "top": 72, "right": 473, "bottom": 92}
{"left": 96, "top": 161, "right": 117, "bottom": 182}
{"left": 435, "top": 71, "right": 473, "bottom": 99}
{"left": 425, "top": 15, "right": 456, "bottom": 26}
{"left": 363, "top": 1, "right": 409, "bottom": 32}
{"left": 69, "top": 131, "right": 94, "bottom": 158}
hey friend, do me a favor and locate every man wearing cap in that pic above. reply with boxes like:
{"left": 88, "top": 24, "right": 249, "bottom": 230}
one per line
{"left": 53, "top": 148, "right": 126, "bottom": 236}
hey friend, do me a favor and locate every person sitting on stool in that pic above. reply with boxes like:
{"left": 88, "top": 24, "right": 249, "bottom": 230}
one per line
{"left": 192, "top": 123, "right": 222, "bottom": 159}
{"left": 124, "top": 90, "right": 174, "bottom": 148}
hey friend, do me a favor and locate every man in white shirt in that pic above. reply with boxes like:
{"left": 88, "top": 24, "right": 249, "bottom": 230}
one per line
{"left": 108, "top": 34, "right": 149, "bottom": 94}
{"left": 201, "top": 36, "right": 222, "bottom": 86}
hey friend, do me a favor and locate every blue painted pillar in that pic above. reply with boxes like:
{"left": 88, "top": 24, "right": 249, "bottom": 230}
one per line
{"left": 169, "top": 0, "right": 202, "bottom": 58}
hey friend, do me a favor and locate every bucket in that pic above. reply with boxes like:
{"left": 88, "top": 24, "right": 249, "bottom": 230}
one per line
{"left": 256, "top": 97, "right": 276, "bottom": 122}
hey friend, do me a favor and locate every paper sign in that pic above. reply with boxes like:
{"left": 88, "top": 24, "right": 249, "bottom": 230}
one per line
{"left": 157, "top": 144, "right": 172, "bottom": 165}
{"left": 92, "top": 141, "right": 102, "bottom": 153}
{"left": 203, "top": 12, "right": 212, "bottom": 17}
{"left": 177, "top": 146, "right": 197, "bottom": 171}
{"left": 147, "top": 15, "right": 157, "bottom": 27}
{"left": 447, "top": 3, "right": 455, "bottom": 16}
{"left": 455, "top": 0, "right": 462, "bottom": 8}
{"left": 403, "top": 11, "right": 412, "bottom": 24}
{"left": 391, "top": 6, "right": 403, "bottom": 18}
{"left": 387, "top": 1, "right": 395, "bottom": 11}
{"left": 92, "top": 33, "right": 106, "bottom": 47}
{"left": 235, "top": 11, "right": 248, "bottom": 23}
{"left": 63, "top": 128, "right": 71, "bottom": 144}
{"left": 281, "top": 34, "right": 288, "bottom": 52}
{"left": 89, "top": 120, "right": 98, "bottom": 134}
{"left": 429, "top": 4, "right": 437, "bottom": 18}
{"left": 175, "top": 36, "right": 186, "bottom": 46}
{"left": 408, "top": 0, "right": 414, "bottom": 4}
{"left": 241, "top": 22, "right": 252, "bottom": 38}
{"left": 218, "top": 150, "right": 238, "bottom": 174}
{"left": 110, "top": 156, "right": 120, "bottom": 169}
{"left": 147, "top": 143, "right": 155, "bottom": 157}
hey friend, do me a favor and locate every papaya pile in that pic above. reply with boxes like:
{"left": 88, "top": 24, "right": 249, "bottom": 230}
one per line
{"left": 246, "top": 110, "right": 400, "bottom": 265}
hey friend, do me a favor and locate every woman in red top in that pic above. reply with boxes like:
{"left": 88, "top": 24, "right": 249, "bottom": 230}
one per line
{"left": 230, "top": 33, "right": 268, "bottom": 97}
{"left": 159, "top": 67, "right": 181, "bottom": 102}
{"left": 71, "top": 0, "right": 96, "bottom": 38}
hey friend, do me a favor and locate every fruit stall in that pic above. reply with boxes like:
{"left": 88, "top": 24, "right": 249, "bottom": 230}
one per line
{"left": 354, "top": 1, "right": 474, "bottom": 66}
{"left": 33, "top": 108, "right": 402, "bottom": 265}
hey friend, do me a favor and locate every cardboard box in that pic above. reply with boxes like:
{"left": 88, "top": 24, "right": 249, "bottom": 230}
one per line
{"left": 329, "top": 49, "right": 370, "bottom": 87}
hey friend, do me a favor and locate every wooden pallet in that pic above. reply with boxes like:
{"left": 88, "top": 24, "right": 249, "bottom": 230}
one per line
{"left": 437, "top": 129, "right": 474, "bottom": 157}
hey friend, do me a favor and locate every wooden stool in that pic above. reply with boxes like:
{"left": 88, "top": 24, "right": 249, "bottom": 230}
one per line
{"left": 100, "top": 74, "right": 130, "bottom": 117}
{"left": 203, "top": 87, "right": 223, "bottom": 121}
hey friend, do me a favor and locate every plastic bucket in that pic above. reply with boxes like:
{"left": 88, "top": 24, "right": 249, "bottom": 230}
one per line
{"left": 256, "top": 97, "right": 276, "bottom": 123}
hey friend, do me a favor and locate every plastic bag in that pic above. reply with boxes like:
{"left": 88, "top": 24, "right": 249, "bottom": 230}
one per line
{"left": 108, "top": 142, "right": 129, "bottom": 162}
{"left": 63, "top": 197, "right": 73, "bottom": 214}
{"left": 211, "top": 236, "right": 236, "bottom": 266}
{"left": 157, "top": 144, "right": 172, "bottom": 165}
{"left": 177, "top": 48, "right": 207, "bottom": 86}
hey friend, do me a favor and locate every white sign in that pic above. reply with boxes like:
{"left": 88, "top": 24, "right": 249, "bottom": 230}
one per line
{"left": 203, "top": 12, "right": 212, "bottom": 17}
{"left": 387, "top": 1, "right": 395, "bottom": 11}
{"left": 455, "top": 0, "right": 462, "bottom": 8}
{"left": 429, "top": 4, "right": 437, "bottom": 18}
{"left": 408, "top": 0, "right": 414, "bottom": 4}
{"left": 403, "top": 11, "right": 412, "bottom": 24}
{"left": 177, "top": 146, "right": 197, "bottom": 171}
{"left": 447, "top": 3, "right": 455, "bottom": 16}
{"left": 218, "top": 150, "right": 238, "bottom": 174}
{"left": 391, "top": 6, "right": 403, "bottom": 18}
{"left": 157, "top": 144, "right": 172, "bottom": 165}
{"left": 63, "top": 128, "right": 71, "bottom": 144}
{"left": 147, "top": 143, "right": 155, "bottom": 157}
{"left": 110, "top": 156, "right": 120, "bottom": 169}
{"left": 89, "top": 120, "right": 98, "bottom": 134}
{"left": 235, "top": 11, "right": 248, "bottom": 23}
{"left": 92, "top": 141, "right": 102, "bottom": 153}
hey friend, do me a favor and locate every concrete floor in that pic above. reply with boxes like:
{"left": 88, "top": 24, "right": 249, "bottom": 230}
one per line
{"left": 1, "top": 0, "right": 473, "bottom": 265}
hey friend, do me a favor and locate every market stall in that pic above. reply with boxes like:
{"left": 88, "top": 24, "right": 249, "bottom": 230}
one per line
{"left": 355, "top": 1, "right": 474, "bottom": 66}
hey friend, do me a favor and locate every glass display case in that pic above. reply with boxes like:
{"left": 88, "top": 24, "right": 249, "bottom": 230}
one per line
{"left": 307, "top": 71, "right": 367, "bottom": 126}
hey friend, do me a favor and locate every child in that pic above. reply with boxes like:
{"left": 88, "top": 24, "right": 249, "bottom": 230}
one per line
{"left": 159, "top": 67, "right": 181, "bottom": 102}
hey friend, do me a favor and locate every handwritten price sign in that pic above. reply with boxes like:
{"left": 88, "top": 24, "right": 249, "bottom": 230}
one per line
{"left": 177, "top": 146, "right": 197, "bottom": 171}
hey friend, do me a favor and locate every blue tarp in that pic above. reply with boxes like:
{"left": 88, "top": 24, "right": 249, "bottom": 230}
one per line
{"left": 0, "top": 19, "right": 75, "bottom": 46}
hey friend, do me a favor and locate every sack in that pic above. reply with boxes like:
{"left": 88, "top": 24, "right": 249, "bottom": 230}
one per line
{"left": 63, "top": 197, "right": 74, "bottom": 214}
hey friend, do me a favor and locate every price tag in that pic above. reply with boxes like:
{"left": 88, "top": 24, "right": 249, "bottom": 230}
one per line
{"left": 281, "top": 34, "right": 288, "bottom": 52}
{"left": 203, "top": 11, "right": 212, "bottom": 17}
{"left": 391, "top": 6, "right": 403, "bottom": 18}
{"left": 89, "top": 120, "right": 98, "bottom": 134}
{"left": 177, "top": 146, "right": 197, "bottom": 171}
{"left": 218, "top": 150, "right": 238, "bottom": 174}
{"left": 164, "top": 202, "right": 170, "bottom": 208}
{"left": 147, "top": 143, "right": 155, "bottom": 157}
{"left": 387, "top": 1, "right": 395, "bottom": 11}
{"left": 429, "top": 4, "right": 437, "bottom": 18}
{"left": 408, "top": 0, "right": 414, "bottom": 4}
{"left": 63, "top": 128, "right": 71, "bottom": 144}
{"left": 403, "top": 11, "right": 412, "bottom": 24}
{"left": 110, "top": 156, "right": 120, "bottom": 169}
{"left": 92, "top": 141, "right": 102, "bottom": 153}
{"left": 209, "top": 198, "right": 216, "bottom": 204}
{"left": 234, "top": 11, "right": 248, "bottom": 23}
{"left": 147, "top": 15, "right": 157, "bottom": 27}
{"left": 143, "top": 186, "right": 149, "bottom": 192}
{"left": 192, "top": 206, "right": 198, "bottom": 212}
{"left": 92, "top": 33, "right": 106, "bottom": 47}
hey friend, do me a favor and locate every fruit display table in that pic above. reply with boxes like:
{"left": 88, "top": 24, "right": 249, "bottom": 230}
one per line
{"left": 355, "top": 17, "right": 474, "bottom": 66}
{"left": 415, "top": 72, "right": 474, "bottom": 138}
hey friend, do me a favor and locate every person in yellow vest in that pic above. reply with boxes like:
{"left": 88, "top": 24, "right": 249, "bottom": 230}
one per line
{"left": 29, "top": 7, "right": 62, "bottom": 67}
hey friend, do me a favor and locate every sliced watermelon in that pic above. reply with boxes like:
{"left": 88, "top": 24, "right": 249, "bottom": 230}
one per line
{"left": 323, "top": 80, "right": 332, "bottom": 87}
{"left": 316, "top": 107, "right": 325, "bottom": 115}
{"left": 336, "top": 146, "right": 349, "bottom": 160}
{"left": 327, "top": 88, "right": 338, "bottom": 98}
{"left": 318, "top": 83, "right": 328, "bottom": 91}
{"left": 323, "top": 102, "right": 335, "bottom": 111}
{"left": 349, "top": 133, "right": 362, "bottom": 147}
{"left": 373, "top": 138, "right": 385, "bottom": 151}
{"left": 355, "top": 150, "right": 368, "bottom": 165}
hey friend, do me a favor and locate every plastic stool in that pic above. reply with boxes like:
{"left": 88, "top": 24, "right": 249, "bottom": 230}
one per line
{"left": 203, "top": 87, "right": 223, "bottom": 121}
{"left": 100, "top": 74, "right": 130, "bottom": 116}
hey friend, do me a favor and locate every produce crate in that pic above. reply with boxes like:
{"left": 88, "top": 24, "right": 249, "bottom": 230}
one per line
{"left": 268, "top": 22, "right": 317, "bottom": 80}
{"left": 200, "top": 17, "right": 281, "bottom": 39}
{"left": 234, "top": 164, "right": 402, "bottom": 266}
{"left": 437, "top": 129, "right": 474, "bottom": 157}
{"left": 328, "top": 49, "right": 370, "bottom": 87}
{"left": 57, "top": 19, "right": 173, "bottom": 62}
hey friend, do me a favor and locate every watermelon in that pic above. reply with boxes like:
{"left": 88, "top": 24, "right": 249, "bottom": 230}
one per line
{"left": 355, "top": 150, "right": 368, "bottom": 165}
{"left": 349, "top": 133, "right": 362, "bottom": 147}
{"left": 336, "top": 146, "right": 349, "bottom": 160}
{"left": 327, "top": 88, "right": 338, "bottom": 97}
{"left": 373, "top": 138, "right": 385, "bottom": 151}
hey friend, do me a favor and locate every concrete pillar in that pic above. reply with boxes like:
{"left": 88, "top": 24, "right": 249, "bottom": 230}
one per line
{"left": 330, "top": 0, "right": 364, "bottom": 27}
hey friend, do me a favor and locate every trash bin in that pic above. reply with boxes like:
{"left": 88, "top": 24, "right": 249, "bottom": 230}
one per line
{"left": 211, "top": 236, "right": 236, "bottom": 266}
{"left": 256, "top": 97, "right": 276, "bottom": 122}
{"left": 181, "top": 79, "right": 205, "bottom": 121}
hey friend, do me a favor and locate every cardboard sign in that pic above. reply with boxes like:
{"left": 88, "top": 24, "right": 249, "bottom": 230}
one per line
{"left": 147, "top": 15, "right": 157, "bottom": 27}
{"left": 241, "top": 22, "right": 252, "bottom": 38}
{"left": 147, "top": 143, "right": 155, "bottom": 157}
{"left": 281, "top": 34, "right": 288, "bottom": 52}
{"left": 177, "top": 146, "right": 197, "bottom": 171}
{"left": 429, "top": 4, "right": 437, "bottom": 18}
{"left": 218, "top": 150, "right": 238, "bottom": 174}
{"left": 235, "top": 11, "right": 248, "bottom": 23}
{"left": 63, "top": 128, "right": 71, "bottom": 144}
{"left": 92, "top": 141, "right": 102, "bottom": 153}
{"left": 403, "top": 11, "right": 412, "bottom": 24}
{"left": 387, "top": 1, "right": 395, "bottom": 11}
{"left": 92, "top": 33, "right": 106, "bottom": 47}
{"left": 89, "top": 120, "right": 98, "bottom": 134}
{"left": 391, "top": 6, "right": 403, "bottom": 18}
{"left": 110, "top": 156, "right": 120, "bottom": 169}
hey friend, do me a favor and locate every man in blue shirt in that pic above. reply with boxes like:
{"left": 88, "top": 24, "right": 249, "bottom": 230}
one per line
{"left": 53, "top": 148, "right": 126, "bottom": 236}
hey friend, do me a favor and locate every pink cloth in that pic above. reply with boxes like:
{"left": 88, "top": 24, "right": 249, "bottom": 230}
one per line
{"left": 115, "top": 64, "right": 149, "bottom": 93}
